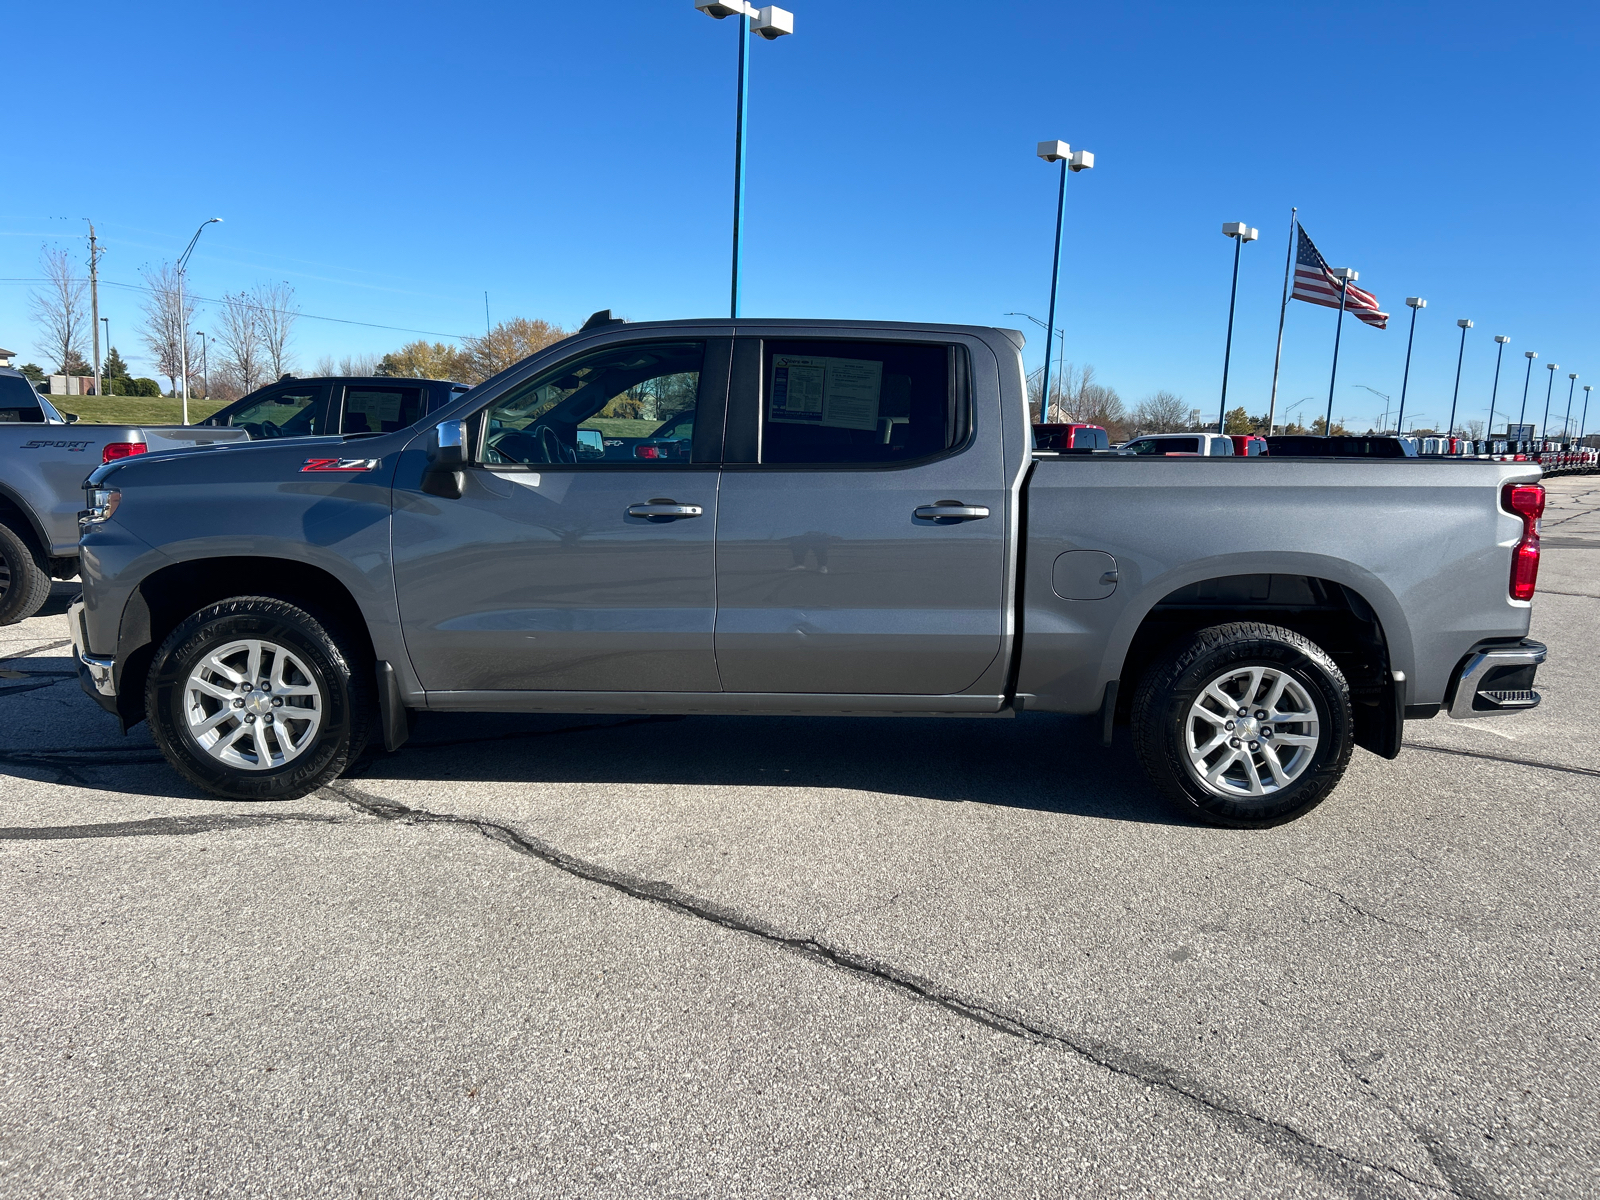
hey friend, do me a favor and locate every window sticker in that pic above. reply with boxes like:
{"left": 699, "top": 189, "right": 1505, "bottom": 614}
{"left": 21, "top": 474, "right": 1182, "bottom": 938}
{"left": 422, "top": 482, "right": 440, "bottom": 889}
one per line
{"left": 346, "top": 390, "right": 405, "bottom": 425}
{"left": 769, "top": 356, "right": 882, "bottom": 431}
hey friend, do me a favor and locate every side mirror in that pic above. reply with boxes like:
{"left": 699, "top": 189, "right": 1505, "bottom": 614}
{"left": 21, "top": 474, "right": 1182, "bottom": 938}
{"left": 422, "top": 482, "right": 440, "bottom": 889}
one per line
{"left": 422, "top": 418, "right": 468, "bottom": 499}
{"left": 63, "top": 412, "right": 79, "bottom": 424}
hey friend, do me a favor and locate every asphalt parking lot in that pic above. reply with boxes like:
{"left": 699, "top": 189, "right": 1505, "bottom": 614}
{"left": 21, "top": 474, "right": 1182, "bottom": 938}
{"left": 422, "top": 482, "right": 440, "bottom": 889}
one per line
{"left": 2, "top": 478, "right": 1597, "bottom": 1199}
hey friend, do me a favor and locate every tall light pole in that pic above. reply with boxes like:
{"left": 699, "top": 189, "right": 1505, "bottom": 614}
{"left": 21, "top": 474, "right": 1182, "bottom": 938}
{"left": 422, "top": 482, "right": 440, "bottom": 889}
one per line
{"left": 696, "top": 1, "right": 794, "bottom": 319}
{"left": 1581, "top": 385, "right": 1593, "bottom": 444}
{"left": 1352, "top": 383, "right": 1391, "bottom": 431}
{"left": 1217, "top": 222, "right": 1258, "bottom": 434}
{"left": 1323, "top": 268, "right": 1357, "bottom": 435}
{"left": 1035, "top": 141, "right": 1093, "bottom": 425}
{"left": 1563, "top": 372, "right": 1578, "bottom": 441}
{"left": 1486, "top": 335, "right": 1509, "bottom": 442}
{"left": 1395, "top": 296, "right": 1426, "bottom": 435}
{"left": 176, "top": 217, "right": 222, "bottom": 425}
{"left": 1005, "top": 312, "right": 1066, "bottom": 420}
{"left": 197, "top": 331, "right": 209, "bottom": 403}
{"left": 1446, "top": 318, "right": 1472, "bottom": 437}
{"left": 1517, "top": 350, "right": 1538, "bottom": 433}
{"left": 1541, "top": 361, "right": 1559, "bottom": 441}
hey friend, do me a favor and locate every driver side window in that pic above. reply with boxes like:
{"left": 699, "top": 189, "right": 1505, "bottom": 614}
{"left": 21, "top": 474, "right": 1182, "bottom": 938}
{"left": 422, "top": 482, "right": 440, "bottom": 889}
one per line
{"left": 226, "top": 385, "right": 330, "bottom": 438}
{"left": 477, "top": 341, "right": 705, "bottom": 467}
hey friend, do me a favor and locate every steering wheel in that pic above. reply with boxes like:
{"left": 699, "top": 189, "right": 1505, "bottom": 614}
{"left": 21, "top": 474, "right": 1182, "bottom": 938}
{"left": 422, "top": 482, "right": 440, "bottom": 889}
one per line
{"left": 535, "top": 424, "right": 576, "bottom": 464}
{"left": 259, "top": 420, "right": 283, "bottom": 438}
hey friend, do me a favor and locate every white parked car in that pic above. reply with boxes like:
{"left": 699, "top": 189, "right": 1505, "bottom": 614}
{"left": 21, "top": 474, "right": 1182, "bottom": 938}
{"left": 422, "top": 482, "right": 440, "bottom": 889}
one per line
{"left": 1119, "top": 432, "right": 1235, "bottom": 456}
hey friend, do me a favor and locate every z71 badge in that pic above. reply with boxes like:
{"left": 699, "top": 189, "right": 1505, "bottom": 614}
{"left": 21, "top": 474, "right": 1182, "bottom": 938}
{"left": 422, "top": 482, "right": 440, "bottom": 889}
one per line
{"left": 301, "top": 457, "right": 381, "bottom": 473}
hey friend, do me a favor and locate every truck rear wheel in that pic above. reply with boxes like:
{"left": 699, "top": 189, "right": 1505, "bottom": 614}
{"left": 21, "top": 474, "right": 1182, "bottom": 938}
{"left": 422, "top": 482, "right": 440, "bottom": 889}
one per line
{"left": 145, "top": 596, "right": 375, "bottom": 801}
{"left": 1131, "top": 622, "right": 1353, "bottom": 828}
{"left": 0, "top": 521, "right": 52, "bottom": 626}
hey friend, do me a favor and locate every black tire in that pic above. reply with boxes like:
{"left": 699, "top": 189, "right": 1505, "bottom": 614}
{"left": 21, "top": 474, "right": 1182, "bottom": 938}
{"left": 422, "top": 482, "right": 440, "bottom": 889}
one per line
{"left": 146, "top": 596, "right": 375, "bottom": 801}
{"left": 0, "top": 520, "right": 51, "bottom": 626}
{"left": 1131, "top": 622, "right": 1354, "bottom": 829}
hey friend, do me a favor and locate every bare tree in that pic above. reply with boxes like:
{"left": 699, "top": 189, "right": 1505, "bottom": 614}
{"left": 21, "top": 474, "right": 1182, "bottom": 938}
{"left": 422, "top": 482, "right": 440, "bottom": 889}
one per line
{"left": 213, "top": 291, "right": 265, "bottom": 395}
{"left": 139, "top": 262, "right": 196, "bottom": 397}
{"left": 253, "top": 281, "right": 298, "bottom": 379}
{"left": 30, "top": 246, "right": 89, "bottom": 376}
{"left": 1465, "top": 419, "right": 1486, "bottom": 440}
{"left": 312, "top": 353, "right": 381, "bottom": 376}
{"left": 1131, "top": 390, "right": 1189, "bottom": 432}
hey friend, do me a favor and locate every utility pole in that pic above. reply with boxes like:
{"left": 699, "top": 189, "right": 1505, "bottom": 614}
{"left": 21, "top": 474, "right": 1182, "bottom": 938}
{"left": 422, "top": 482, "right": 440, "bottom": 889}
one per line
{"left": 86, "top": 220, "right": 103, "bottom": 397}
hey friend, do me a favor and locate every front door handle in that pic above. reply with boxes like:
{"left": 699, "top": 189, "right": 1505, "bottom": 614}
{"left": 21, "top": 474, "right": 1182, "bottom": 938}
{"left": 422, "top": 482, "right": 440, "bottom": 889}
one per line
{"left": 914, "top": 501, "right": 991, "bottom": 523}
{"left": 627, "top": 499, "right": 704, "bottom": 522}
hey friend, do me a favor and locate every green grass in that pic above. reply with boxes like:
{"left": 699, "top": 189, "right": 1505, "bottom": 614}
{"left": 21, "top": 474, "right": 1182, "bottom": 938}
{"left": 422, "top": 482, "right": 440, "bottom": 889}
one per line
{"left": 581, "top": 418, "right": 664, "bottom": 437}
{"left": 57, "top": 396, "right": 229, "bottom": 426}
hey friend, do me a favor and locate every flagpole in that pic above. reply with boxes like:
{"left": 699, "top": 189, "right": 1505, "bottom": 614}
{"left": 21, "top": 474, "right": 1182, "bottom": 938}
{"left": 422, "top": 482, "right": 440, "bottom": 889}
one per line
{"left": 1324, "top": 275, "right": 1351, "bottom": 436}
{"left": 1267, "top": 206, "right": 1297, "bottom": 434}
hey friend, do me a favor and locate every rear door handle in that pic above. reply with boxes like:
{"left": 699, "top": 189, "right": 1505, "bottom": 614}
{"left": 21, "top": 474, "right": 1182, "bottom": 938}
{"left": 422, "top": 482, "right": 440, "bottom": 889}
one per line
{"left": 627, "top": 500, "right": 704, "bottom": 522}
{"left": 914, "top": 502, "right": 990, "bottom": 522}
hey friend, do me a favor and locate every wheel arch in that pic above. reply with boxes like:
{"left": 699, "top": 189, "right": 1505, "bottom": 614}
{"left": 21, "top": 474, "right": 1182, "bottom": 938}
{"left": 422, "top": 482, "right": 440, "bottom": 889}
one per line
{"left": 113, "top": 556, "right": 376, "bottom": 729}
{"left": 1110, "top": 568, "right": 1406, "bottom": 759}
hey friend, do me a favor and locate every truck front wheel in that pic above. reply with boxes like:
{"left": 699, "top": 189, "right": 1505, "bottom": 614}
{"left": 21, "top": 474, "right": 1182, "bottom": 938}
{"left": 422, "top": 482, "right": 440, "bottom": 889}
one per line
{"left": 1131, "top": 622, "right": 1353, "bottom": 828}
{"left": 145, "top": 596, "right": 375, "bottom": 801}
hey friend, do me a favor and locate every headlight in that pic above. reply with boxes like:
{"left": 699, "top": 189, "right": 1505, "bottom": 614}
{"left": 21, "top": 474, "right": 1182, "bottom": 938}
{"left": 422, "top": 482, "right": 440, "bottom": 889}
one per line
{"left": 81, "top": 487, "right": 121, "bottom": 526}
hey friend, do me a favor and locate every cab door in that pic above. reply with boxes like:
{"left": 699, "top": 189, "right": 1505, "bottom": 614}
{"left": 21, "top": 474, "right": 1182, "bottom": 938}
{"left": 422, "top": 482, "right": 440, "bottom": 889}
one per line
{"left": 713, "top": 334, "right": 1009, "bottom": 696}
{"left": 391, "top": 337, "right": 729, "bottom": 694}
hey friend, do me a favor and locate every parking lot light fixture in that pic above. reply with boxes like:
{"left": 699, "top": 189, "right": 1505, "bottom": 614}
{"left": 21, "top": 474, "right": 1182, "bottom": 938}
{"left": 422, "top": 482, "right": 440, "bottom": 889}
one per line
{"left": 1447, "top": 318, "right": 1473, "bottom": 438}
{"left": 697, "top": 0, "right": 794, "bottom": 318}
{"left": 176, "top": 217, "right": 222, "bottom": 426}
{"left": 1542, "top": 362, "right": 1559, "bottom": 441}
{"left": 1035, "top": 140, "right": 1093, "bottom": 424}
{"left": 1518, "top": 350, "right": 1538, "bottom": 429}
{"left": 1216, "top": 223, "right": 1258, "bottom": 434}
{"left": 1487, "top": 336, "right": 1509, "bottom": 441}
{"left": 1396, "top": 297, "right": 1426, "bottom": 435}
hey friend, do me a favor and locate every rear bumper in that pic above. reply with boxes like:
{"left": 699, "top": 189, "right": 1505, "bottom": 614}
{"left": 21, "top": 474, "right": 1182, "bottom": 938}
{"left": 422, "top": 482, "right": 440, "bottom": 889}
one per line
{"left": 68, "top": 596, "right": 119, "bottom": 715}
{"left": 1446, "top": 638, "right": 1546, "bottom": 719}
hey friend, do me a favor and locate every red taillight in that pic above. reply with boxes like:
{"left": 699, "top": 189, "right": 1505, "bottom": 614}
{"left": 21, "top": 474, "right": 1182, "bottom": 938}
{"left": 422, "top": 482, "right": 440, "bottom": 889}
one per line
{"left": 1503, "top": 482, "right": 1544, "bottom": 601}
{"left": 634, "top": 445, "right": 662, "bottom": 459}
{"left": 102, "top": 442, "right": 147, "bottom": 463}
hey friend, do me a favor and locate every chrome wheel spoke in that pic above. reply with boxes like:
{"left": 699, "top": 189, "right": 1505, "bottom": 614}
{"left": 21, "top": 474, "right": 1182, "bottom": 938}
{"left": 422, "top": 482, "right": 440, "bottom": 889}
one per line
{"left": 184, "top": 637, "right": 324, "bottom": 771}
{"left": 1186, "top": 665, "right": 1320, "bottom": 798}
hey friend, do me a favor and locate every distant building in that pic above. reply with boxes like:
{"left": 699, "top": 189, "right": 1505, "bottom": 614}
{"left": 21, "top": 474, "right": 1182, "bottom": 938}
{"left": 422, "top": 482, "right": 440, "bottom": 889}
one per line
{"left": 49, "top": 375, "right": 97, "bottom": 396}
{"left": 0, "top": 348, "right": 15, "bottom": 368}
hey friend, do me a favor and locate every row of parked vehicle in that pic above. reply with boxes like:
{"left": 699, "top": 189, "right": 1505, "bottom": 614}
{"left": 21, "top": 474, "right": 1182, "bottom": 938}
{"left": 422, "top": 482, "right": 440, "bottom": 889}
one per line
{"left": 1035, "top": 421, "right": 1600, "bottom": 470}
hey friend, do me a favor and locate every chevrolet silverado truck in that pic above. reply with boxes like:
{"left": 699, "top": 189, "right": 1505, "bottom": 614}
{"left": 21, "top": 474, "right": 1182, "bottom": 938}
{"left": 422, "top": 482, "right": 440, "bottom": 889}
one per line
{"left": 70, "top": 318, "right": 1548, "bottom": 827}
{"left": 0, "top": 367, "right": 248, "bottom": 624}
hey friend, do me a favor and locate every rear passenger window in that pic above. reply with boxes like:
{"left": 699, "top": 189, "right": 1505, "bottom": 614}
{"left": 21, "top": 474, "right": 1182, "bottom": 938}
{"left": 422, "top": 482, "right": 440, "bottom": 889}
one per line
{"left": 760, "top": 340, "right": 963, "bottom": 465}
{"left": 342, "top": 385, "right": 423, "bottom": 434}
{"left": 0, "top": 374, "right": 44, "bottom": 422}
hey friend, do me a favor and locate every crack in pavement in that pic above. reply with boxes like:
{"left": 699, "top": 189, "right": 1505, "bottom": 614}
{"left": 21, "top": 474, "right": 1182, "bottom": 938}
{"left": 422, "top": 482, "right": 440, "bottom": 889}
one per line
{"left": 0, "top": 638, "right": 71, "bottom": 663}
{"left": 0, "top": 812, "right": 347, "bottom": 841}
{"left": 1537, "top": 589, "right": 1600, "bottom": 599}
{"left": 1293, "top": 877, "right": 1426, "bottom": 936}
{"left": 323, "top": 779, "right": 1465, "bottom": 1200}
{"left": 1404, "top": 741, "right": 1600, "bottom": 779}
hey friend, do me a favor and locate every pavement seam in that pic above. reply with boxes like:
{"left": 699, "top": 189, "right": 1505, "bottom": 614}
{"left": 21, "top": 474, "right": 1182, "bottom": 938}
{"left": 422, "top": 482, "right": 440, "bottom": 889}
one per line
{"left": 1403, "top": 741, "right": 1600, "bottom": 779}
{"left": 324, "top": 779, "right": 1462, "bottom": 1200}
{"left": 0, "top": 638, "right": 71, "bottom": 663}
{"left": 0, "top": 812, "right": 348, "bottom": 841}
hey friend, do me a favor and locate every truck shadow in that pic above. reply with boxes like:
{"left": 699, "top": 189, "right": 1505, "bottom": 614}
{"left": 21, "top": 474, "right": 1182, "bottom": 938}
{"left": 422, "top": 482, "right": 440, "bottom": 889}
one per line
{"left": 348, "top": 710, "right": 1188, "bottom": 827}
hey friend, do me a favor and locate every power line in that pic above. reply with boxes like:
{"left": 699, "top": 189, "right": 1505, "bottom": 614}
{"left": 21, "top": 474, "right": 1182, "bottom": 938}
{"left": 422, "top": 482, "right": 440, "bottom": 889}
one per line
{"left": 0, "top": 276, "right": 475, "bottom": 341}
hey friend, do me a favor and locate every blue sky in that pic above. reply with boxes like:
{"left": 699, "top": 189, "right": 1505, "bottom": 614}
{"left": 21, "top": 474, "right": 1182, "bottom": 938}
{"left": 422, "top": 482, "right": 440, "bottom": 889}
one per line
{"left": 3, "top": 1, "right": 1596, "bottom": 433}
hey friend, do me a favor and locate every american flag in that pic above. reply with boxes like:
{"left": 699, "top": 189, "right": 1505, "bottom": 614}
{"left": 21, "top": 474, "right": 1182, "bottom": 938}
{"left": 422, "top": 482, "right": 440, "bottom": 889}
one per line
{"left": 1291, "top": 224, "right": 1388, "bottom": 329}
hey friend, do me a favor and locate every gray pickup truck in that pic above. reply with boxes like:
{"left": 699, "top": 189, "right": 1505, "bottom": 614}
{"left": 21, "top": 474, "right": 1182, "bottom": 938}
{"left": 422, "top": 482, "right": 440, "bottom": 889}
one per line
{"left": 0, "top": 367, "right": 248, "bottom": 624}
{"left": 70, "top": 318, "right": 1548, "bottom": 827}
